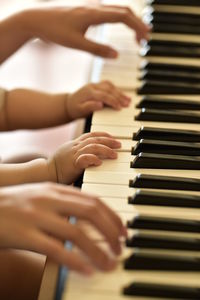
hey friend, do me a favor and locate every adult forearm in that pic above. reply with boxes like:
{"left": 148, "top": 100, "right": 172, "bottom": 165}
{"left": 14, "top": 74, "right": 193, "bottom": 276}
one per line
{"left": 0, "top": 11, "right": 32, "bottom": 64}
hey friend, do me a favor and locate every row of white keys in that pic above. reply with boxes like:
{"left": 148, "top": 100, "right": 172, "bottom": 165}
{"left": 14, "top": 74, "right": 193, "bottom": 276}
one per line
{"left": 82, "top": 185, "right": 200, "bottom": 219}
{"left": 92, "top": 110, "right": 200, "bottom": 129}
{"left": 65, "top": 243, "right": 200, "bottom": 300}
{"left": 84, "top": 160, "right": 200, "bottom": 183}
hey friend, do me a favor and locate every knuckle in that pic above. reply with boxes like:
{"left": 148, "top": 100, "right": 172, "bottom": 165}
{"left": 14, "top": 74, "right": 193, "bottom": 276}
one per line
{"left": 43, "top": 241, "right": 63, "bottom": 258}
{"left": 69, "top": 226, "right": 82, "bottom": 242}
{"left": 83, "top": 201, "right": 99, "bottom": 218}
{"left": 89, "top": 143, "right": 99, "bottom": 151}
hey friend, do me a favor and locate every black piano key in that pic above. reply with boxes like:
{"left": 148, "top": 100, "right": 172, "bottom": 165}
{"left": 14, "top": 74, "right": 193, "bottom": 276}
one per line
{"left": 147, "top": 38, "right": 200, "bottom": 49}
{"left": 132, "top": 139, "right": 200, "bottom": 156}
{"left": 148, "top": 0, "right": 200, "bottom": 6}
{"left": 124, "top": 252, "right": 200, "bottom": 271}
{"left": 127, "top": 215, "right": 200, "bottom": 232}
{"left": 136, "top": 96, "right": 200, "bottom": 109}
{"left": 135, "top": 108, "right": 200, "bottom": 123}
{"left": 152, "top": 23, "right": 200, "bottom": 35}
{"left": 131, "top": 152, "right": 200, "bottom": 169}
{"left": 139, "top": 70, "right": 200, "bottom": 84}
{"left": 128, "top": 190, "right": 200, "bottom": 208}
{"left": 145, "top": 11, "right": 200, "bottom": 26}
{"left": 138, "top": 80, "right": 200, "bottom": 95}
{"left": 129, "top": 174, "right": 200, "bottom": 191}
{"left": 126, "top": 232, "right": 200, "bottom": 251}
{"left": 140, "top": 61, "right": 200, "bottom": 74}
{"left": 141, "top": 44, "right": 200, "bottom": 58}
{"left": 123, "top": 282, "right": 200, "bottom": 299}
{"left": 133, "top": 127, "right": 200, "bottom": 142}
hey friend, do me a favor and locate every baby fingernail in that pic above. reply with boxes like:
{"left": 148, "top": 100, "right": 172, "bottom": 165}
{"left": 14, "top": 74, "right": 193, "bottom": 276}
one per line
{"left": 111, "top": 152, "right": 118, "bottom": 159}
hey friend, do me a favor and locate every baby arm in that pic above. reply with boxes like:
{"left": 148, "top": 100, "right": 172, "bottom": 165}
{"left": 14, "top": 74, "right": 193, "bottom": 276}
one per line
{"left": 0, "top": 132, "right": 121, "bottom": 186}
{"left": 0, "top": 82, "right": 130, "bottom": 131}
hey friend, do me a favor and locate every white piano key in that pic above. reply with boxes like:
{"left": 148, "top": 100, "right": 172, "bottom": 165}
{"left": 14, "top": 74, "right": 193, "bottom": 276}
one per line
{"left": 82, "top": 181, "right": 200, "bottom": 198}
{"left": 100, "top": 72, "right": 140, "bottom": 90}
{"left": 83, "top": 167, "right": 200, "bottom": 185}
{"left": 92, "top": 111, "right": 200, "bottom": 129}
{"left": 142, "top": 56, "right": 200, "bottom": 67}
{"left": 103, "top": 53, "right": 141, "bottom": 68}
{"left": 91, "top": 125, "right": 134, "bottom": 139}
{"left": 114, "top": 152, "right": 133, "bottom": 161}
{"left": 91, "top": 124, "right": 200, "bottom": 140}
{"left": 150, "top": 32, "right": 200, "bottom": 45}
{"left": 146, "top": 4, "right": 200, "bottom": 15}
{"left": 65, "top": 245, "right": 200, "bottom": 300}
{"left": 91, "top": 194, "right": 200, "bottom": 217}
{"left": 85, "top": 158, "right": 200, "bottom": 174}
{"left": 117, "top": 140, "right": 135, "bottom": 152}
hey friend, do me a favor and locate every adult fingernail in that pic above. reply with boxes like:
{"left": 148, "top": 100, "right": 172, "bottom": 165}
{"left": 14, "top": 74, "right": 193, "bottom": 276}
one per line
{"left": 106, "top": 258, "right": 118, "bottom": 271}
{"left": 114, "top": 140, "right": 121, "bottom": 148}
{"left": 123, "top": 95, "right": 131, "bottom": 100}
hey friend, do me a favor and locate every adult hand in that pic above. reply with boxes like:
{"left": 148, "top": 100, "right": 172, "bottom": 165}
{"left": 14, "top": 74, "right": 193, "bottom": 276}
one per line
{"left": 24, "top": 5, "right": 150, "bottom": 58}
{"left": 0, "top": 183, "right": 126, "bottom": 274}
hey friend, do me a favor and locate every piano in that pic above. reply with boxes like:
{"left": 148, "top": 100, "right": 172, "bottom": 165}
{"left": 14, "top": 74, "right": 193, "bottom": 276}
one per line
{"left": 38, "top": 0, "right": 200, "bottom": 299}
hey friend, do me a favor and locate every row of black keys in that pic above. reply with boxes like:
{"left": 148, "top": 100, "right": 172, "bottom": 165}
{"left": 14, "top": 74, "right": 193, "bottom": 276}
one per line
{"left": 131, "top": 126, "right": 200, "bottom": 168}
{"left": 138, "top": 62, "right": 200, "bottom": 94}
{"left": 123, "top": 281, "right": 200, "bottom": 299}
{"left": 138, "top": 71, "right": 200, "bottom": 95}
{"left": 130, "top": 126, "right": 200, "bottom": 168}
{"left": 145, "top": 1, "right": 200, "bottom": 35}
{"left": 124, "top": 2, "right": 200, "bottom": 298}
{"left": 147, "top": 0, "right": 200, "bottom": 6}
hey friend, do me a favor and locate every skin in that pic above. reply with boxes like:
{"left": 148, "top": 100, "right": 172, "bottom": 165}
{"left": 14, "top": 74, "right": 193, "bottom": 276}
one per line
{"left": 0, "top": 131, "right": 121, "bottom": 186}
{"left": 0, "top": 4, "right": 148, "bottom": 299}
{"left": 0, "top": 183, "right": 127, "bottom": 300}
{"left": 0, "top": 81, "right": 131, "bottom": 131}
{"left": 0, "top": 5, "right": 150, "bottom": 64}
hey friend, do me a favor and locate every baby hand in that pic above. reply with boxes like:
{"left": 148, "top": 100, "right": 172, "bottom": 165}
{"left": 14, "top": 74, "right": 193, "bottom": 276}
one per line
{"left": 48, "top": 131, "right": 121, "bottom": 184}
{"left": 65, "top": 81, "right": 131, "bottom": 120}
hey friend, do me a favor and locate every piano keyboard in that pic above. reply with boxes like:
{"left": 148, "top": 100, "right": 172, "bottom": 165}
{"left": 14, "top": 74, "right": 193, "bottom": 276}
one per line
{"left": 61, "top": 1, "right": 200, "bottom": 299}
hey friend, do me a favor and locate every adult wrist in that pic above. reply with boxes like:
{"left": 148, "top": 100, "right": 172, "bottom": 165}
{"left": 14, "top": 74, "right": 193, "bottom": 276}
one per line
{"left": 14, "top": 10, "right": 33, "bottom": 41}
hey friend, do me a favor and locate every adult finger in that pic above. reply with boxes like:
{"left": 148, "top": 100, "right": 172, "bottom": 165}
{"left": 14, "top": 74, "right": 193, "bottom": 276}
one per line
{"left": 79, "top": 37, "right": 119, "bottom": 59}
{"left": 39, "top": 188, "right": 126, "bottom": 239}
{"left": 89, "top": 7, "right": 150, "bottom": 41}
{"left": 24, "top": 229, "right": 95, "bottom": 274}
